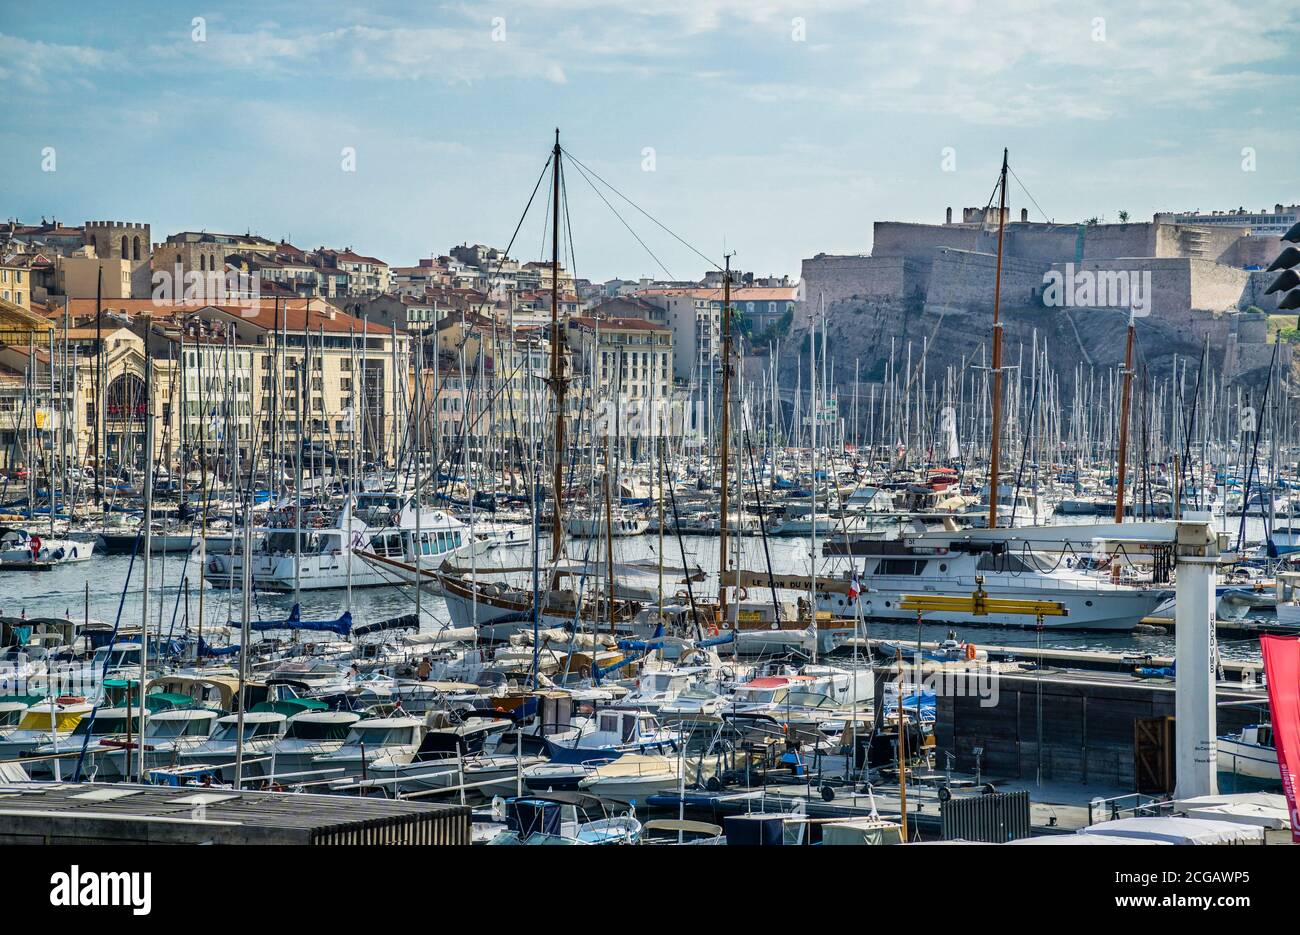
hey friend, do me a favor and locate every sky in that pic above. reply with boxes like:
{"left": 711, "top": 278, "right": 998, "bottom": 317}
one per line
{"left": 3, "top": 0, "right": 1299, "bottom": 283}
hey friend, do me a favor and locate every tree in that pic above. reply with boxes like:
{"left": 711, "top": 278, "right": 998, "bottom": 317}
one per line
{"left": 1118, "top": 210, "right": 1130, "bottom": 223}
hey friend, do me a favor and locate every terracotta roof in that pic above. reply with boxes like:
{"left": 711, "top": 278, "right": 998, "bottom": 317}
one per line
{"left": 330, "top": 250, "right": 387, "bottom": 266}
{"left": 53, "top": 298, "right": 401, "bottom": 335}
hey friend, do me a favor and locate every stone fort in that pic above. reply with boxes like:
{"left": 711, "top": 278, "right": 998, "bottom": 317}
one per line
{"left": 795, "top": 207, "right": 1293, "bottom": 386}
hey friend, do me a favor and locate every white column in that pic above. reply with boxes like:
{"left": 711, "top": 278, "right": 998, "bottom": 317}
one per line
{"left": 1173, "top": 547, "right": 1218, "bottom": 800}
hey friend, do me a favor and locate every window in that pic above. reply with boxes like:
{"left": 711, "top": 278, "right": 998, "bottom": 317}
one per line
{"left": 875, "top": 559, "right": 925, "bottom": 575}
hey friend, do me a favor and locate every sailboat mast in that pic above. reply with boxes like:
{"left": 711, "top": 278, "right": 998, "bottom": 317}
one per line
{"left": 138, "top": 314, "right": 154, "bottom": 783}
{"left": 987, "top": 148, "right": 1009, "bottom": 529}
{"left": 718, "top": 254, "right": 733, "bottom": 608}
{"left": 1114, "top": 318, "right": 1136, "bottom": 523}
{"left": 94, "top": 267, "right": 103, "bottom": 512}
{"left": 549, "top": 129, "right": 566, "bottom": 557}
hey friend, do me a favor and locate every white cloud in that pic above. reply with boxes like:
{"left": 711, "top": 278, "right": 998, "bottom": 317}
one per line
{"left": 0, "top": 33, "right": 115, "bottom": 90}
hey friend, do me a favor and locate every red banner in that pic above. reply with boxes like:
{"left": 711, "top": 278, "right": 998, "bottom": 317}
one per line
{"left": 1261, "top": 635, "right": 1300, "bottom": 843}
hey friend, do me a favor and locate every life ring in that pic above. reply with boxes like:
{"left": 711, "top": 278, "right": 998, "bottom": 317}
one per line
{"left": 208, "top": 558, "right": 221, "bottom": 573}
{"left": 735, "top": 586, "right": 749, "bottom": 601}
{"left": 707, "top": 623, "right": 720, "bottom": 637}
{"left": 965, "top": 643, "right": 977, "bottom": 661}
{"left": 55, "top": 695, "right": 84, "bottom": 705}
{"left": 674, "top": 589, "right": 689, "bottom": 601}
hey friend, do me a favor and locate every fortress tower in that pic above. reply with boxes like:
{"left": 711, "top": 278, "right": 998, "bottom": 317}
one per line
{"left": 84, "top": 220, "right": 153, "bottom": 297}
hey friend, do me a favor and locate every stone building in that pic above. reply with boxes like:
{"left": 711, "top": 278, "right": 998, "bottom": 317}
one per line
{"left": 0, "top": 298, "right": 408, "bottom": 478}
{"left": 638, "top": 285, "right": 796, "bottom": 380}
{"left": 83, "top": 220, "right": 153, "bottom": 297}
{"left": 796, "top": 204, "right": 1295, "bottom": 388}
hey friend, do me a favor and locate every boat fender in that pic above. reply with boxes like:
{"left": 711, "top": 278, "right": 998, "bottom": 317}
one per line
{"left": 209, "top": 558, "right": 221, "bottom": 573}
{"left": 735, "top": 586, "right": 749, "bottom": 601}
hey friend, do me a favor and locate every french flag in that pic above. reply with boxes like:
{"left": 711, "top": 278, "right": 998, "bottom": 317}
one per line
{"left": 848, "top": 576, "right": 863, "bottom": 602}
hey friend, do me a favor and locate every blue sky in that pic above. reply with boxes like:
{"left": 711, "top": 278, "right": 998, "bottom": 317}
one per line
{"left": 3, "top": 0, "right": 1298, "bottom": 281}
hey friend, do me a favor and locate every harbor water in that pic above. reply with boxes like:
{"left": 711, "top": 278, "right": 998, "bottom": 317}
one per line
{"left": 0, "top": 516, "right": 1271, "bottom": 662}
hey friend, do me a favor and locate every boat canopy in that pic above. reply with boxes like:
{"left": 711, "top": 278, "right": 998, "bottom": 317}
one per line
{"left": 250, "top": 603, "right": 352, "bottom": 636}
{"left": 1080, "top": 816, "right": 1265, "bottom": 844}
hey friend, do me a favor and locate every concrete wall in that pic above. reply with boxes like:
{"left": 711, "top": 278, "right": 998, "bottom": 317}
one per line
{"left": 1041, "top": 257, "right": 1250, "bottom": 320}
{"left": 797, "top": 254, "right": 926, "bottom": 327}
{"left": 1229, "top": 233, "right": 1285, "bottom": 268}
{"left": 872, "top": 221, "right": 986, "bottom": 261}
{"left": 57, "top": 256, "right": 133, "bottom": 299}
{"left": 924, "top": 249, "right": 1047, "bottom": 312}
{"left": 934, "top": 674, "right": 1263, "bottom": 789}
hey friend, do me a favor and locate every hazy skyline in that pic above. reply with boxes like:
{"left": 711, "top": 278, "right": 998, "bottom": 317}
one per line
{"left": 4, "top": 0, "right": 1299, "bottom": 281}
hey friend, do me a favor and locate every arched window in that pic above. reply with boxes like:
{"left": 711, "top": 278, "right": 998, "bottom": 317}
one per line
{"left": 106, "top": 373, "right": 147, "bottom": 421}
{"left": 120, "top": 235, "right": 129, "bottom": 257}
{"left": 132, "top": 236, "right": 140, "bottom": 260}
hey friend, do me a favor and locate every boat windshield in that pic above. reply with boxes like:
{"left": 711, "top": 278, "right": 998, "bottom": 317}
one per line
{"left": 72, "top": 715, "right": 141, "bottom": 736}
{"left": 975, "top": 552, "right": 1056, "bottom": 574}
{"left": 146, "top": 718, "right": 210, "bottom": 739}
{"left": 783, "top": 690, "right": 837, "bottom": 709}
{"left": 285, "top": 719, "right": 353, "bottom": 741}
{"left": 0, "top": 708, "right": 25, "bottom": 727}
{"left": 733, "top": 686, "right": 787, "bottom": 705}
{"left": 344, "top": 726, "right": 412, "bottom": 747}
{"left": 211, "top": 720, "right": 281, "bottom": 742}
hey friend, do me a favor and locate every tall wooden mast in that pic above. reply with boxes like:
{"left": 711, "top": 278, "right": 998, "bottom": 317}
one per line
{"left": 987, "top": 148, "right": 1009, "bottom": 529}
{"left": 548, "top": 129, "right": 567, "bottom": 557}
{"left": 718, "top": 254, "right": 733, "bottom": 609}
{"left": 1113, "top": 318, "right": 1136, "bottom": 523}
